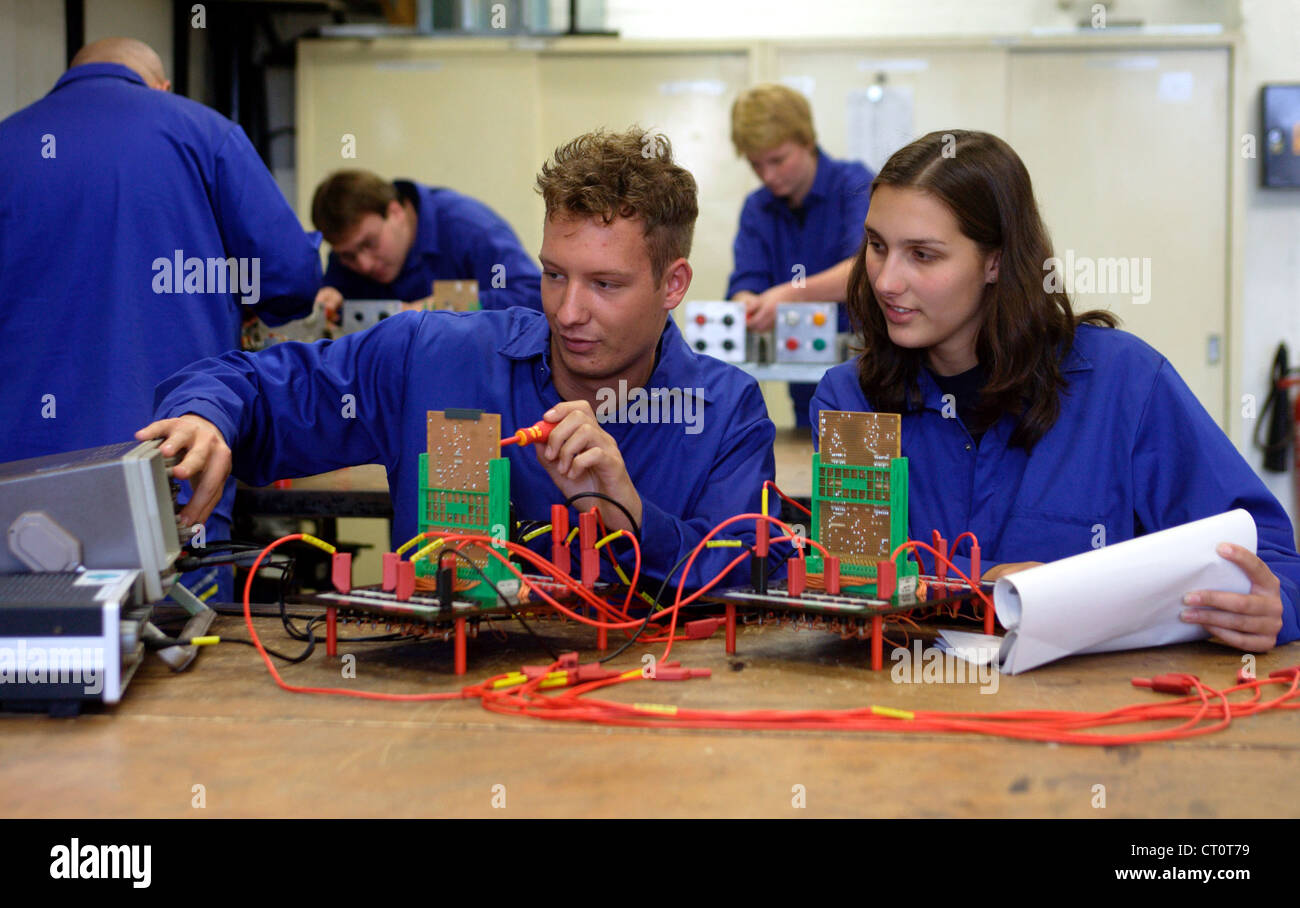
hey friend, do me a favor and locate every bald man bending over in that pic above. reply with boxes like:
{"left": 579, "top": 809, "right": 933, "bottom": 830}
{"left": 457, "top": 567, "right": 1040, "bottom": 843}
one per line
{"left": 0, "top": 38, "right": 323, "bottom": 602}
{"left": 70, "top": 36, "right": 171, "bottom": 89}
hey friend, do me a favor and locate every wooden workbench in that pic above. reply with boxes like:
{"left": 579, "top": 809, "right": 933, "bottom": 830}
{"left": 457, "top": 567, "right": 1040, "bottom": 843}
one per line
{"left": 2, "top": 611, "right": 1296, "bottom": 819}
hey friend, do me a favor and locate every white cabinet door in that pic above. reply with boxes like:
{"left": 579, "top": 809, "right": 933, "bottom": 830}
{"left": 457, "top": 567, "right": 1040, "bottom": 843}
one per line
{"left": 1008, "top": 47, "right": 1230, "bottom": 422}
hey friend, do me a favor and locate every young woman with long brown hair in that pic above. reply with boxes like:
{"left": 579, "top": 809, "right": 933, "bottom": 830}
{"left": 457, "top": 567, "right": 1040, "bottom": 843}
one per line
{"left": 812, "top": 130, "right": 1297, "bottom": 652}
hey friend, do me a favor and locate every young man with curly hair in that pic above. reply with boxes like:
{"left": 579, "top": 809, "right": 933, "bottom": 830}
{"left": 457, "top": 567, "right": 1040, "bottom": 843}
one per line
{"left": 137, "top": 128, "right": 776, "bottom": 585}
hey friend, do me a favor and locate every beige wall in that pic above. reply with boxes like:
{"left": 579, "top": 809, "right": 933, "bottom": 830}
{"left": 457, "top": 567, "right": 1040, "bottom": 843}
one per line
{"left": 603, "top": 0, "right": 1239, "bottom": 38}
{"left": 84, "top": 0, "right": 172, "bottom": 66}
{"left": 0, "top": 0, "right": 65, "bottom": 119}
{"left": 0, "top": 0, "right": 176, "bottom": 121}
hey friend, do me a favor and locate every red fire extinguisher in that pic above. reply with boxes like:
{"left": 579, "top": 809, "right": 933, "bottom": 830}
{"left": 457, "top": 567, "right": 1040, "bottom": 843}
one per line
{"left": 1258, "top": 344, "right": 1300, "bottom": 540}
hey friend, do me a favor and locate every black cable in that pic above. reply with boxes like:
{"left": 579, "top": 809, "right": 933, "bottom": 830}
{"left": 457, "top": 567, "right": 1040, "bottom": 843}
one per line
{"left": 564, "top": 492, "right": 641, "bottom": 539}
{"left": 180, "top": 539, "right": 275, "bottom": 557}
{"left": 598, "top": 562, "right": 685, "bottom": 663}
{"left": 175, "top": 551, "right": 293, "bottom": 572}
{"left": 208, "top": 604, "right": 323, "bottom": 621}
{"left": 220, "top": 626, "right": 319, "bottom": 664}
{"left": 146, "top": 617, "right": 320, "bottom": 664}
{"left": 184, "top": 539, "right": 266, "bottom": 550}
{"left": 236, "top": 559, "right": 318, "bottom": 662}
{"left": 512, "top": 519, "right": 546, "bottom": 546}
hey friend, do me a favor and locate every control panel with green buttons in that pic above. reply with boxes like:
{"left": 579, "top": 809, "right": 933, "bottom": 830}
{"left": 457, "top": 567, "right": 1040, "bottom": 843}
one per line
{"left": 775, "top": 302, "right": 838, "bottom": 364}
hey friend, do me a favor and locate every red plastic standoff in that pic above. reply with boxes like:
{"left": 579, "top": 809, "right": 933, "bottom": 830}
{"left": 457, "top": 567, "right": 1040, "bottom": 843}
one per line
{"left": 395, "top": 559, "right": 415, "bottom": 602}
{"left": 551, "top": 504, "right": 570, "bottom": 575}
{"left": 331, "top": 552, "right": 352, "bottom": 594}
{"left": 381, "top": 552, "right": 399, "bottom": 591}
{"left": 579, "top": 511, "right": 599, "bottom": 589}
{"left": 876, "top": 560, "right": 897, "bottom": 601}
{"left": 824, "top": 556, "right": 841, "bottom": 595}
{"left": 787, "top": 557, "right": 806, "bottom": 597}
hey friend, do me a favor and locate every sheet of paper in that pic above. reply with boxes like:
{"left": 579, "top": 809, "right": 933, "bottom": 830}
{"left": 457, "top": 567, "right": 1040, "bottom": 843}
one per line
{"left": 934, "top": 630, "right": 1003, "bottom": 666}
{"left": 845, "top": 84, "right": 914, "bottom": 173}
{"left": 993, "top": 509, "right": 1255, "bottom": 674}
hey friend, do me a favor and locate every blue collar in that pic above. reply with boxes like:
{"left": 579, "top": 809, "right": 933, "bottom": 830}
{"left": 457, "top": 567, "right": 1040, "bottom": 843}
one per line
{"left": 803, "top": 145, "right": 836, "bottom": 204}
{"left": 915, "top": 338, "right": 1095, "bottom": 413}
{"left": 759, "top": 145, "right": 834, "bottom": 212}
{"left": 53, "top": 62, "right": 147, "bottom": 92}
{"left": 497, "top": 311, "right": 715, "bottom": 404}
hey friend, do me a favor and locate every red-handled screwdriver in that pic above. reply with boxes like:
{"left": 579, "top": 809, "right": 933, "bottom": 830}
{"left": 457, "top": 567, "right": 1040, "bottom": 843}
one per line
{"left": 501, "top": 419, "right": 557, "bottom": 448}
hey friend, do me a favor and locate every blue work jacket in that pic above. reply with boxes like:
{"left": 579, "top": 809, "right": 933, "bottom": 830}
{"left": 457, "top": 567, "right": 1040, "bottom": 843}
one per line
{"left": 812, "top": 324, "right": 1300, "bottom": 644}
{"left": 726, "top": 147, "right": 873, "bottom": 332}
{"left": 154, "top": 308, "right": 776, "bottom": 587}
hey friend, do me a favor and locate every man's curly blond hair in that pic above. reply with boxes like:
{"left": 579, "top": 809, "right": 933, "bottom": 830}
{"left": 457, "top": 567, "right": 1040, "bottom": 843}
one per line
{"left": 535, "top": 127, "right": 697, "bottom": 286}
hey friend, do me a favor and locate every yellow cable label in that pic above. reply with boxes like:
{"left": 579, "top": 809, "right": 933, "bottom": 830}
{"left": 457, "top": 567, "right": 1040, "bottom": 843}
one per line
{"left": 190, "top": 636, "right": 220, "bottom": 646}
{"left": 870, "top": 705, "right": 914, "bottom": 720}
{"left": 300, "top": 534, "right": 337, "bottom": 555}
{"left": 633, "top": 703, "right": 679, "bottom": 716}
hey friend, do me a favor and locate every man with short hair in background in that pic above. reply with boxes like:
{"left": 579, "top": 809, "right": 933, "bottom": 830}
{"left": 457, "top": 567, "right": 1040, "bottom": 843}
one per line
{"left": 727, "top": 83, "right": 875, "bottom": 429}
{"left": 311, "top": 170, "right": 543, "bottom": 318}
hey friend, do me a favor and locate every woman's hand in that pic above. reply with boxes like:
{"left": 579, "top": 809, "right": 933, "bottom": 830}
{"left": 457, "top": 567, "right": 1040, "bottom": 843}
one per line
{"left": 1180, "top": 543, "right": 1284, "bottom": 652}
{"left": 981, "top": 561, "right": 1043, "bottom": 582}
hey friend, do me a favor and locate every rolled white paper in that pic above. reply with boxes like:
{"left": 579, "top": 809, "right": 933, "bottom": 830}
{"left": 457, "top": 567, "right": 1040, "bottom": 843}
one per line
{"left": 993, "top": 509, "right": 1256, "bottom": 674}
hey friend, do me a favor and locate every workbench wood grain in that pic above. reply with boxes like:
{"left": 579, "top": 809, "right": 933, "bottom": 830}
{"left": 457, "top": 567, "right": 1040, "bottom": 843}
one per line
{"left": 2, "top": 614, "right": 1294, "bottom": 818}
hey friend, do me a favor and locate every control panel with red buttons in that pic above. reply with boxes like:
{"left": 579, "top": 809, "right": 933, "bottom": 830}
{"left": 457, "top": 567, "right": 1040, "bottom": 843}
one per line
{"left": 682, "top": 300, "right": 747, "bottom": 363}
{"left": 774, "top": 302, "right": 839, "bottom": 363}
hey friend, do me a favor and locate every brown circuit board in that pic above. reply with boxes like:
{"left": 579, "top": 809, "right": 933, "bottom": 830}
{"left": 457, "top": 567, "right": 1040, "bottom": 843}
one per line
{"left": 426, "top": 409, "right": 500, "bottom": 492}
{"left": 429, "top": 279, "right": 480, "bottom": 312}
{"left": 819, "top": 410, "right": 899, "bottom": 465}
{"left": 817, "top": 411, "right": 901, "bottom": 564}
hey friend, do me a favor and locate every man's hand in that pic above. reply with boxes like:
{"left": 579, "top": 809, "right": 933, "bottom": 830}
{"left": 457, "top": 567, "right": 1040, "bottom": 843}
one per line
{"left": 982, "top": 561, "right": 1044, "bottom": 582}
{"left": 135, "top": 415, "right": 232, "bottom": 529}
{"left": 316, "top": 286, "right": 343, "bottom": 324}
{"left": 1181, "top": 542, "right": 1284, "bottom": 652}
{"left": 534, "top": 401, "right": 642, "bottom": 534}
{"left": 745, "top": 283, "right": 797, "bottom": 333}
